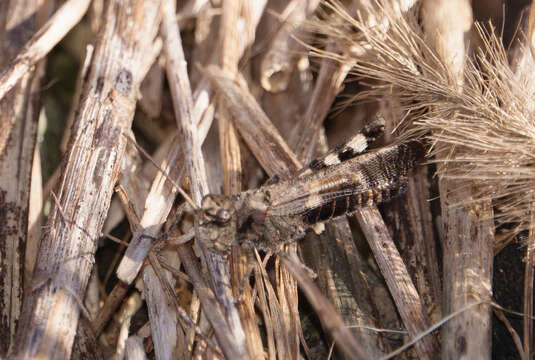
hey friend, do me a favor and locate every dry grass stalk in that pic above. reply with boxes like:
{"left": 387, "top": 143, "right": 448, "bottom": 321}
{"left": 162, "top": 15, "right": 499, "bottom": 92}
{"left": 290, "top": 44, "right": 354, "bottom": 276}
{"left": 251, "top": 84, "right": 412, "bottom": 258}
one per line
{"left": 218, "top": 0, "right": 242, "bottom": 194}
{"left": 110, "top": 290, "right": 143, "bottom": 358}
{"left": 0, "top": 0, "right": 46, "bottom": 353}
{"left": 116, "top": 136, "right": 184, "bottom": 284}
{"left": 92, "top": 281, "right": 130, "bottom": 336}
{"left": 299, "top": 216, "right": 387, "bottom": 358}
{"left": 27, "top": 143, "right": 43, "bottom": 285}
{"left": 11, "top": 0, "right": 161, "bottom": 357}
{"left": 143, "top": 252, "right": 183, "bottom": 360}
{"left": 0, "top": 0, "right": 91, "bottom": 102}
{"left": 162, "top": 0, "right": 208, "bottom": 204}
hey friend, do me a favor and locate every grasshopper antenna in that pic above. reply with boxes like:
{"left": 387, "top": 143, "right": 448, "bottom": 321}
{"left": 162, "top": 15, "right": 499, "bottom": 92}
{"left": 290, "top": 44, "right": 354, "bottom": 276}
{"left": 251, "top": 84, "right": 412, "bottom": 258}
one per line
{"left": 123, "top": 133, "right": 199, "bottom": 210}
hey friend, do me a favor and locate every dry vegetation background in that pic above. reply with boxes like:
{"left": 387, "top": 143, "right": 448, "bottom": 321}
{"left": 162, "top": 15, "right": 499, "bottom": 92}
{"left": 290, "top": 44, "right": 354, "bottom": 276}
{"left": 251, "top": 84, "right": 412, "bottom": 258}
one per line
{"left": 1, "top": 0, "right": 535, "bottom": 359}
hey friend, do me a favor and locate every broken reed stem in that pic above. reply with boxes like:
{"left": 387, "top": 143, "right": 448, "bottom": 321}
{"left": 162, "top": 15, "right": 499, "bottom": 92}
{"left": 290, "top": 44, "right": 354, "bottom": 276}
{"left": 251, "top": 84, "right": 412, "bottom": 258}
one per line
{"left": 161, "top": 0, "right": 208, "bottom": 205}
{"left": 12, "top": 0, "right": 161, "bottom": 357}
{"left": 0, "top": 0, "right": 91, "bottom": 102}
{"left": 218, "top": 0, "right": 242, "bottom": 195}
{"left": 0, "top": 0, "right": 46, "bottom": 352}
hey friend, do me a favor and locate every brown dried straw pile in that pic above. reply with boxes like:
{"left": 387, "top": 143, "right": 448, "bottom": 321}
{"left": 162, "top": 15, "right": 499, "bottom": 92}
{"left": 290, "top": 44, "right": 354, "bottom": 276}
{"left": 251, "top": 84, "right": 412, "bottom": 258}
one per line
{"left": 0, "top": 0, "right": 534, "bottom": 359}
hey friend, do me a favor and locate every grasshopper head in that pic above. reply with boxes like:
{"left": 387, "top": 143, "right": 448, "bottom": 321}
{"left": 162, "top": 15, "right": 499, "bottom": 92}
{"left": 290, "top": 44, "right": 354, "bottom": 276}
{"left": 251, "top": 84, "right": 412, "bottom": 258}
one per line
{"left": 197, "top": 194, "right": 238, "bottom": 256}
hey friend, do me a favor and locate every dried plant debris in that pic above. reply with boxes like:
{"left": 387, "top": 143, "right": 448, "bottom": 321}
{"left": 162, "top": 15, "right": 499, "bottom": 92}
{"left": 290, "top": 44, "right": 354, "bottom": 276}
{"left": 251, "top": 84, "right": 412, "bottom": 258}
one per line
{"left": 313, "top": 0, "right": 535, "bottom": 239}
{"left": 3, "top": 0, "right": 535, "bottom": 358}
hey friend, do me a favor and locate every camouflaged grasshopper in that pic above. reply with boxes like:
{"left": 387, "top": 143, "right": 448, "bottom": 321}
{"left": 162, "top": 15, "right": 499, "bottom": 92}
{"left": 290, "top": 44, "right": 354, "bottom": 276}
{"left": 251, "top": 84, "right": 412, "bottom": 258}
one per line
{"left": 195, "top": 127, "right": 423, "bottom": 256}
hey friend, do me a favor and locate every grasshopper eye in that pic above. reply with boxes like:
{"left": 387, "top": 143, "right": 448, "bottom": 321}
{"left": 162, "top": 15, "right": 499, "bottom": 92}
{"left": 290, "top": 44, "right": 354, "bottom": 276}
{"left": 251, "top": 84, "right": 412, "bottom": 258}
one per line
{"left": 215, "top": 208, "right": 231, "bottom": 225}
{"left": 201, "top": 195, "right": 234, "bottom": 226}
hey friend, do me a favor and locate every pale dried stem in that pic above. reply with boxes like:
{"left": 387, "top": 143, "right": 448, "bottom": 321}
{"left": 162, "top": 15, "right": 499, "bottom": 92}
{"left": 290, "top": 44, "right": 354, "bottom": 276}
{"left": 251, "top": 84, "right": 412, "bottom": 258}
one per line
{"left": 289, "top": 50, "right": 353, "bottom": 162}
{"left": 421, "top": 1, "right": 494, "bottom": 359}
{"left": 26, "top": 144, "right": 43, "bottom": 285}
{"left": 116, "top": 136, "right": 184, "bottom": 284}
{"left": 12, "top": 1, "right": 161, "bottom": 357}
{"left": 112, "top": 291, "right": 143, "bottom": 360}
{"left": 92, "top": 282, "right": 130, "bottom": 336}
{"left": 300, "top": 216, "right": 387, "bottom": 358}
{"left": 218, "top": 0, "right": 242, "bottom": 195}
{"left": 161, "top": 0, "right": 208, "bottom": 204}
{"left": 380, "top": 96, "right": 441, "bottom": 320}
{"left": 107, "top": 78, "right": 213, "bottom": 352}
{"left": 0, "top": 0, "right": 91, "bottom": 102}
{"left": 143, "top": 253, "right": 181, "bottom": 360}
{"left": 260, "top": 0, "right": 320, "bottom": 92}
{"left": 125, "top": 336, "right": 147, "bottom": 360}
{"left": 204, "top": 66, "right": 301, "bottom": 175}
{"left": 0, "top": 0, "right": 45, "bottom": 352}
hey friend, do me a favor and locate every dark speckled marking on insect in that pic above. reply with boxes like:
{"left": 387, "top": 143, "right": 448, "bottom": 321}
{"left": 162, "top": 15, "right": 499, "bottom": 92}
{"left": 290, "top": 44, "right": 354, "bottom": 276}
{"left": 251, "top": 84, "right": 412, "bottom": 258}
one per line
{"left": 300, "top": 141, "right": 422, "bottom": 226}
{"left": 304, "top": 122, "right": 385, "bottom": 173}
